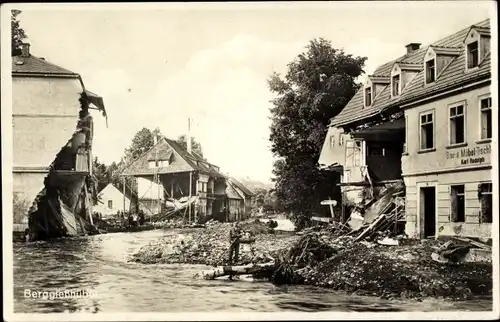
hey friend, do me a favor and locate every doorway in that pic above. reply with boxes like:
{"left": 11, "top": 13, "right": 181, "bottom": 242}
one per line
{"left": 420, "top": 186, "right": 436, "bottom": 238}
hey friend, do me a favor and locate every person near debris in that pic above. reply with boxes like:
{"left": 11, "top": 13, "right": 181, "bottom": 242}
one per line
{"left": 138, "top": 210, "right": 145, "bottom": 226}
{"left": 228, "top": 221, "right": 242, "bottom": 265}
{"left": 128, "top": 212, "right": 133, "bottom": 228}
{"left": 24, "top": 228, "right": 31, "bottom": 243}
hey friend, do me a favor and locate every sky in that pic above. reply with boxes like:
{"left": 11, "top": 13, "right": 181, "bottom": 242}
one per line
{"left": 14, "top": 2, "right": 493, "bottom": 183}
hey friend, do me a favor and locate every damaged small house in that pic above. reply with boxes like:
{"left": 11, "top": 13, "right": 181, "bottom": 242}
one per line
{"left": 121, "top": 135, "right": 254, "bottom": 223}
{"left": 319, "top": 19, "right": 493, "bottom": 240}
{"left": 12, "top": 42, "right": 107, "bottom": 241}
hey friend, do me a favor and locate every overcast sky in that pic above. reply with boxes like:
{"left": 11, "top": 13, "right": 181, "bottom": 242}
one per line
{"left": 14, "top": 2, "right": 493, "bottom": 183}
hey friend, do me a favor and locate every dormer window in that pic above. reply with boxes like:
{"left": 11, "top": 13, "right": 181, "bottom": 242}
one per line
{"left": 464, "top": 26, "right": 490, "bottom": 72}
{"left": 392, "top": 74, "right": 400, "bottom": 97}
{"left": 425, "top": 59, "right": 436, "bottom": 84}
{"left": 364, "top": 87, "right": 372, "bottom": 107}
{"left": 467, "top": 41, "right": 479, "bottom": 69}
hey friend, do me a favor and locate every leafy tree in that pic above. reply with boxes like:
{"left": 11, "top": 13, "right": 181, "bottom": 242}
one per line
{"left": 93, "top": 157, "right": 110, "bottom": 192}
{"left": 11, "top": 9, "right": 27, "bottom": 56}
{"left": 268, "top": 38, "right": 366, "bottom": 229}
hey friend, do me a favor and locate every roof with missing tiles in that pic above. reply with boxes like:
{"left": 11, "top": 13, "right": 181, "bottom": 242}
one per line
{"left": 330, "top": 19, "right": 491, "bottom": 127}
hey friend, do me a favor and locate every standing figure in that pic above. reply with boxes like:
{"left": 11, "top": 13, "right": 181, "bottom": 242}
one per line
{"left": 228, "top": 221, "right": 242, "bottom": 265}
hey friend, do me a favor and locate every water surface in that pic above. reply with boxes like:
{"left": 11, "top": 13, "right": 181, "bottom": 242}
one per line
{"left": 13, "top": 229, "right": 492, "bottom": 313}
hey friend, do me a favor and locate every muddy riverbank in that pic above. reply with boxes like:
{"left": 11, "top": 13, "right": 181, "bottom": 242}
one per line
{"left": 132, "top": 223, "right": 493, "bottom": 302}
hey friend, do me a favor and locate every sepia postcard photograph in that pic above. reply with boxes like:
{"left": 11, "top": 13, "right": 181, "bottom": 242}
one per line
{"left": 1, "top": 1, "right": 498, "bottom": 321}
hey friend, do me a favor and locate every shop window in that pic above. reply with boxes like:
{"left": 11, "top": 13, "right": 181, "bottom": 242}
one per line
{"left": 449, "top": 103, "right": 465, "bottom": 145}
{"left": 478, "top": 182, "right": 492, "bottom": 223}
{"left": 420, "top": 111, "right": 434, "bottom": 150}
{"left": 480, "top": 97, "right": 492, "bottom": 139}
{"left": 450, "top": 185, "right": 465, "bottom": 222}
{"left": 108, "top": 200, "right": 113, "bottom": 209}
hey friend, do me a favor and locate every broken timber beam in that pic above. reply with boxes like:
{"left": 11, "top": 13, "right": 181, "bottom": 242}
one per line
{"left": 201, "top": 262, "right": 275, "bottom": 280}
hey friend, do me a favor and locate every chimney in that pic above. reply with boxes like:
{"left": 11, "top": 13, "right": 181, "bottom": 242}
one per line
{"left": 187, "top": 118, "right": 192, "bottom": 154}
{"left": 153, "top": 134, "right": 157, "bottom": 145}
{"left": 21, "top": 42, "right": 30, "bottom": 57}
{"left": 405, "top": 43, "right": 421, "bottom": 54}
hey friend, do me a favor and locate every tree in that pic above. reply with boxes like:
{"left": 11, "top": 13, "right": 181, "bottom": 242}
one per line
{"left": 93, "top": 157, "right": 110, "bottom": 192}
{"left": 11, "top": 9, "right": 27, "bottom": 56}
{"left": 176, "top": 135, "right": 204, "bottom": 157}
{"left": 268, "top": 38, "right": 366, "bottom": 229}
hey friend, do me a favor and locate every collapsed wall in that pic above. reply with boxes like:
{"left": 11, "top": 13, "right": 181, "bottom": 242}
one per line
{"left": 26, "top": 92, "right": 98, "bottom": 241}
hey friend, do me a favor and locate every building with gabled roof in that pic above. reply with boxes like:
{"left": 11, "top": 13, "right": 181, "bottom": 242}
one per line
{"left": 121, "top": 135, "right": 253, "bottom": 222}
{"left": 319, "top": 19, "right": 493, "bottom": 240}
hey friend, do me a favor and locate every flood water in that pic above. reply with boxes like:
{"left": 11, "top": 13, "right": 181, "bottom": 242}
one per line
{"left": 13, "top": 229, "right": 492, "bottom": 313}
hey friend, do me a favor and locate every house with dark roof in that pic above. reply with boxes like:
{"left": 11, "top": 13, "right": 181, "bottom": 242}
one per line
{"left": 318, "top": 19, "right": 493, "bottom": 239}
{"left": 227, "top": 177, "right": 255, "bottom": 216}
{"left": 12, "top": 42, "right": 107, "bottom": 233}
{"left": 121, "top": 135, "right": 251, "bottom": 222}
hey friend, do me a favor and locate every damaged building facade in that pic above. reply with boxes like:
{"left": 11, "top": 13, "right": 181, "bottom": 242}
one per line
{"left": 121, "top": 136, "right": 254, "bottom": 223}
{"left": 12, "top": 42, "right": 107, "bottom": 239}
{"left": 319, "top": 19, "right": 493, "bottom": 240}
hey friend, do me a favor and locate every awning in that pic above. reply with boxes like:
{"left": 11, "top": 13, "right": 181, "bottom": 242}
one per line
{"left": 351, "top": 118, "right": 405, "bottom": 141}
{"left": 85, "top": 90, "right": 107, "bottom": 118}
{"left": 319, "top": 163, "right": 344, "bottom": 173}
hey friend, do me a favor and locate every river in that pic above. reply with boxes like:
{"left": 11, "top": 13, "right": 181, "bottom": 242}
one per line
{"left": 13, "top": 229, "right": 492, "bottom": 313}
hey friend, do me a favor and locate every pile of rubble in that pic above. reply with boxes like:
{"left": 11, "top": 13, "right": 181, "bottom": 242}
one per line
{"left": 131, "top": 219, "right": 298, "bottom": 266}
{"left": 266, "top": 222, "right": 492, "bottom": 300}
{"left": 133, "top": 213, "right": 492, "bottom": 301}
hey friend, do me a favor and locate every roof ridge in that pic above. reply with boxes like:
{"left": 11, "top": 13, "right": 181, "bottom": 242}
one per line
{"left": 372, "top": 18, "right": 489, "bottom": 75}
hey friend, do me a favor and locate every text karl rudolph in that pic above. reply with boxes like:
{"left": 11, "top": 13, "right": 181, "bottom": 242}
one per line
{"left": 446, "top": 144, "right": 491, "bottom": 165}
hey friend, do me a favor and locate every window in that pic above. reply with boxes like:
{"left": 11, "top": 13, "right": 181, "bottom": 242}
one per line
{"left": 148, "top": 160, "right": 156, "bottom": 169}
{"left": 449, "top": 103, "right": 465, "bottom": 145}
{"left": 338, "top": 133, "right": 344, "bottom": 146}
{"left": 425, "top": 59, "right": 435, "bottom": 84}
{"left": 478, "top": 182, "right": 492, "bottom": 223}
{"left": 330, "top": 135, "right": 336, "bottom": 148}
{"left": 480, "top": 97, "right": 492, "bottom": 139}
{"left": 365, "top": 87, "right": 372, "bottom": 107}
{"left": 392, "top": 74, "right": 400, "bottom": 96}
{"left": 467, "top": 41, "right": 479, "bottom": 69}
{"left": 367, "top": 145, "right": 385, "bottom": 156}
{"left": 108, "top": 200, "right": 113, "bottom": 209}
{"left": 420, "top": 111, "right": 434, "bottom": 150}
{"left": 450, "top": 185, "right": 465, "bottom": 222}
{"left": 353, "top": 141, "right": 362, "bottom": 166}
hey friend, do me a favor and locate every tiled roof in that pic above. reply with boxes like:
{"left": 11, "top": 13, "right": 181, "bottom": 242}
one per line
{"left": 330, "top": 19, "right": 491, "bottom": 127}
{"left": 165, "top": 138, "right": 225, "bottom": 178}
{"left": 122, "top": 136, "right": 225, "bottom": 178}
{"left": 226, "top": 181, "right": 244, "bottom": 200}
{"left": 227, "top": 177, "right": 254, "bottom": 197}
{"left": 12, "top": 55, "right": 78, "bottom": 76}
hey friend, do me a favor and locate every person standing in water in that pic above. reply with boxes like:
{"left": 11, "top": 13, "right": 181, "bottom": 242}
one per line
{"left": 228, "top": 221, "right": 242, "bottom": 265}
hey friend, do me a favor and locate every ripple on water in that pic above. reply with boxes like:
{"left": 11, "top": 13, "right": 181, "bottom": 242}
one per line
{"left": 12, "top": 230, "right": 493, "bottom": 313}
